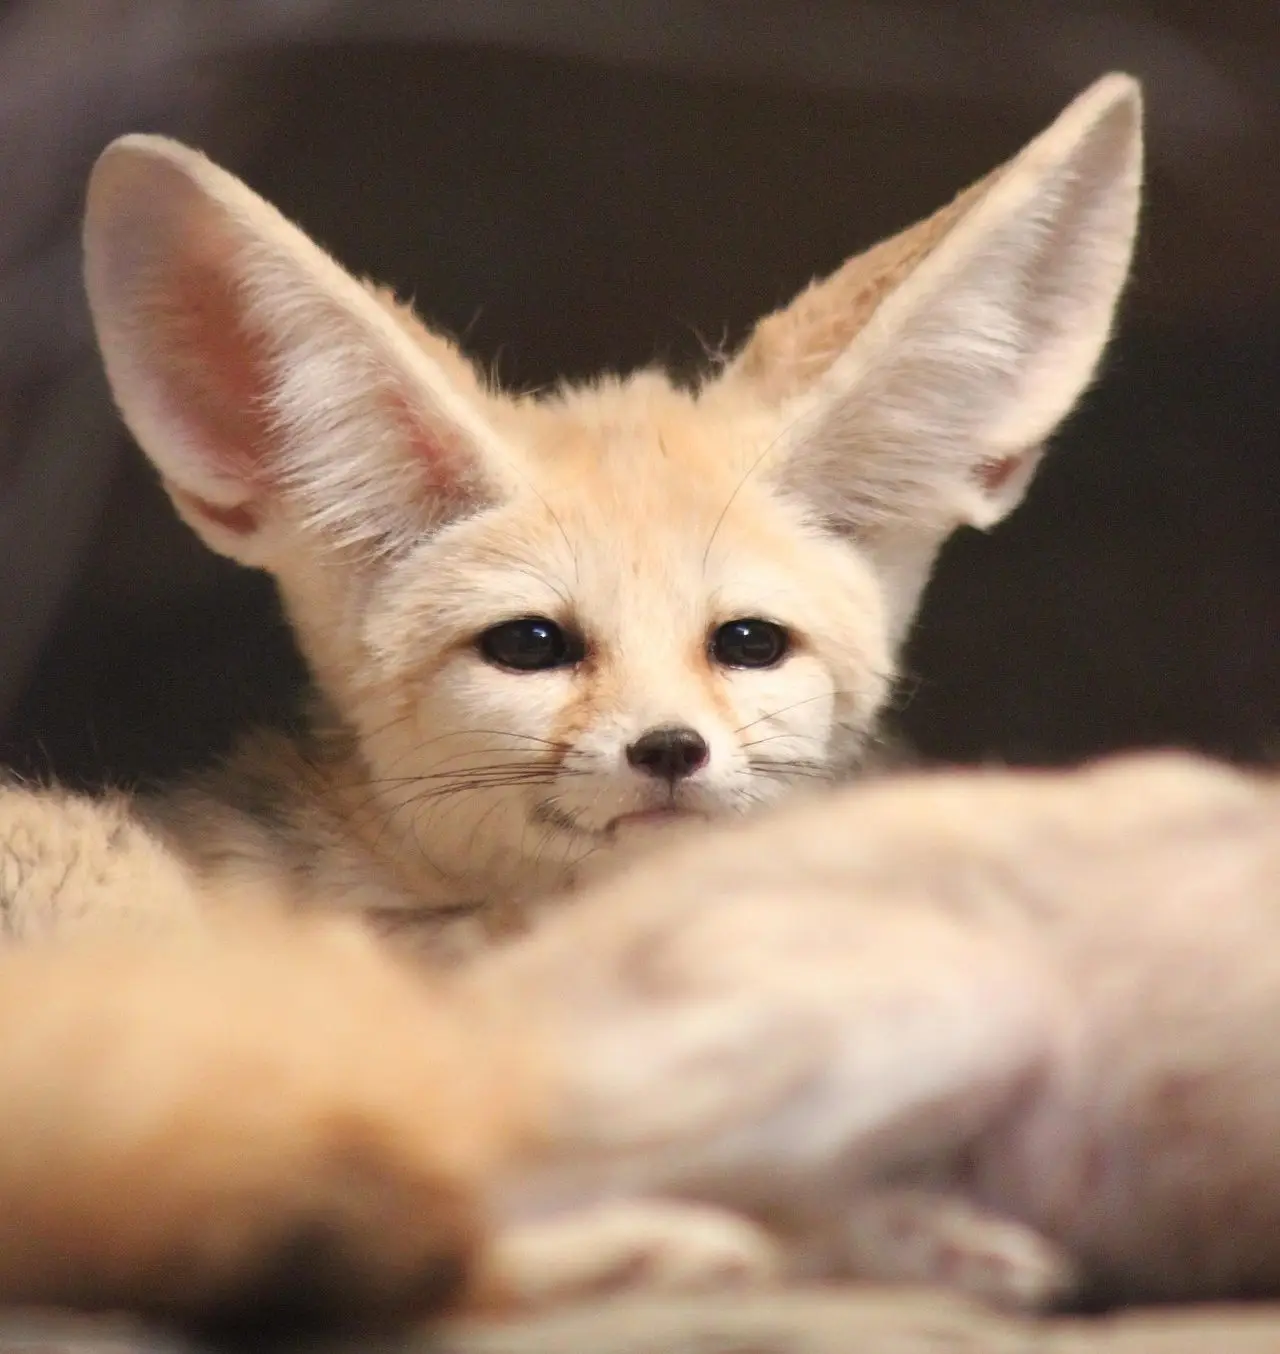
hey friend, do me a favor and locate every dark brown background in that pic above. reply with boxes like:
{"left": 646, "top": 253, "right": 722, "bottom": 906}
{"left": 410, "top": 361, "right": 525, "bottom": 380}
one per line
{"left": 2, "top": 1, "right": 1276, "bottom": 789}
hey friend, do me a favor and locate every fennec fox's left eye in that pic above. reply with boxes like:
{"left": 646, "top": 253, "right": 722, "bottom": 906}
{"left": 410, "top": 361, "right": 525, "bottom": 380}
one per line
{"left": 709, "top": 620, "right": 791, "bottom": 671}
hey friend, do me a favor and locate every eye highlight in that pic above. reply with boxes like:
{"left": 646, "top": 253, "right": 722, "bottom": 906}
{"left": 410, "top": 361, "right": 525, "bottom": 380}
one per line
{"left": 477, "top": 617, "right": 585, "bottom": 672}
{"left": 710, "top": 619, "right": 791, "bottom": 670}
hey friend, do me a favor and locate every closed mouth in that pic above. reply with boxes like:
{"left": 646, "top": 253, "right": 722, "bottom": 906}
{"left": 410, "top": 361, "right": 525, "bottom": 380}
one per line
{"left": 606, "top": 807, "right": 704, "bottom": 834}
{"left": 530, "top": 800, "right": 704, "bottom": 840}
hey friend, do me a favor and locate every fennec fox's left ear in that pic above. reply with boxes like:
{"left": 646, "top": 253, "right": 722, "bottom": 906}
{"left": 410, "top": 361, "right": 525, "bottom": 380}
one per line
{"left": 725, "top": 74, "right": 1143, "bottom": 538}
{"left": 83, "top": 136, "right": 512, "bottom": 568}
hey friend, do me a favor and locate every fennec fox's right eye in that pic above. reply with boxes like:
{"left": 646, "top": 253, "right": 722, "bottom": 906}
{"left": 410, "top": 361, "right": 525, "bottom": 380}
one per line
{"left": 477, "top": 618, "right": 587, "bottom": 673}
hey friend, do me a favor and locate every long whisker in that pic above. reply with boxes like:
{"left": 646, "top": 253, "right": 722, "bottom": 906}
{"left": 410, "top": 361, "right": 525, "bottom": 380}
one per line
{"left": 733, "top": 675, "right": 897, "bottom": 739}
{"left": 739, "top": 730, "right": 828, "bottom": 752}
{"left": 733, "top": 692, "right": 842, "bottom": 735}
{"left": 745, "top": 753, "right": 842, "bottom": 782}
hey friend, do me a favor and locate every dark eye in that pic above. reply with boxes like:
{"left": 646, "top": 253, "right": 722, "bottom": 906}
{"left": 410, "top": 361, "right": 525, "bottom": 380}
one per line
{"left": 477, "top": 617, "right": 584, "bottom": 672}
{"left": 710, "top": 619, "right": 790, "bottom": 670}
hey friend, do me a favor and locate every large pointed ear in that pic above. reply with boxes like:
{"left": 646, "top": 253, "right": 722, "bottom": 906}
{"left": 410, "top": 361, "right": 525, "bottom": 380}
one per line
{"left": 723, "top": 73, "right": 1143, "bottom": 537}
{"left": 83, "top": 135, "right": 508, "bottom": 567}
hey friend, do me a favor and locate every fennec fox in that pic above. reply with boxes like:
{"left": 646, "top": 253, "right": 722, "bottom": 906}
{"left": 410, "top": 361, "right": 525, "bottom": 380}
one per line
{"left": 2, "top": 748, "right": 1279, "bottom": 1336}
{"left": 0, "top": 73, "right": 1142, "bottom": 947}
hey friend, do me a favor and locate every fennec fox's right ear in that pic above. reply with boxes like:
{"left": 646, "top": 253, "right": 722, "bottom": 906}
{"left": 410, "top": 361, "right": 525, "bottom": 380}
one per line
{"left": 725, "top": 74, "right": 1143, "bottom": 540}
{"left": 82, "top": 137, "right": 513, "bottom": 568}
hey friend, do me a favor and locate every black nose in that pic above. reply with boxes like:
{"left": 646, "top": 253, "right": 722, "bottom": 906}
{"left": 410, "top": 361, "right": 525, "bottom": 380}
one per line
{"left": 625, "top": 725, "right": 710, "bottom": 782}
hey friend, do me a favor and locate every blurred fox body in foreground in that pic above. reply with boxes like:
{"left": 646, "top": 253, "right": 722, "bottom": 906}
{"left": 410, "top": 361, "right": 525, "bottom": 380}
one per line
{"left": 0, "top": 75, "right": 1209, "bottom": 1340}
{"left": 5, "top": 747, "right": 1280, "bottom": 1338}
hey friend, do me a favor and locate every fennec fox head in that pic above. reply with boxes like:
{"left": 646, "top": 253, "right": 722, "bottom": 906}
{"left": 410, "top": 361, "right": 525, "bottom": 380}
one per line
{"left": 81, "top": 76, "right": 1141, "bottom": 895}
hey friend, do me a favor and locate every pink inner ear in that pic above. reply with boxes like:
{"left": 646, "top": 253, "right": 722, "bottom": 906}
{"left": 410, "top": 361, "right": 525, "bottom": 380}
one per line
{"left": 172, "top": 489, "right": 259, "bottom": 537}
{"left": 156, "top": 240, "right": 283, "bottom": 502}
{"left": 977, "top": 454, "right": 1023, "bottom": 495}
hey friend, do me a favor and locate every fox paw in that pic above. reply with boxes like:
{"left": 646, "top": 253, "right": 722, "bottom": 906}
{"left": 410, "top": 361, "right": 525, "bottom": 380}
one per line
{"left": 841, "top": 1189, "right": 1080, "bottom": 1311}
{"left": 483, "top": 1199, "right": 782, "bottom": 1309}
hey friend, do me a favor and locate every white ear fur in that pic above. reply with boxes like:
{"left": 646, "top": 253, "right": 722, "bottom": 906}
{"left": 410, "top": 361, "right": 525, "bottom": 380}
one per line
{"left": 83, "top": 135, "right": 507, "bottom": 566}
{"left": 768, "top": 74, "right": 1143, "bottom": 536}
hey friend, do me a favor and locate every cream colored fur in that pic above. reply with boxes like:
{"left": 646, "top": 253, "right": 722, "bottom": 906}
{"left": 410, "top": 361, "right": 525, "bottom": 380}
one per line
{"left": 2, "top": 73, "right": 1143, "bottom": 949}
{"left": 0, "top": 749, "right": 1278, "bottom": 1332}
{"left": 0, "top": 74, "right": 1170, "bottom": 1335}
{"left": 470, "top": 749, "right": 1280, "bottom": 1313}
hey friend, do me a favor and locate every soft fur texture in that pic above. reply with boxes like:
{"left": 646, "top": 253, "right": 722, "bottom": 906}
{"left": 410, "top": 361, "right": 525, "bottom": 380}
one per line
{"left": 3, "top": 749, "right": 1280, "bottom": 1333}
{"left": 0, "top": 913, "right": 534, "bottom": 1339}
{"left": 19, "top": 72, "right": 1143, "bottom": 951}
{"left": 469, "top": 749, "right": 1280, "bottom": 1313}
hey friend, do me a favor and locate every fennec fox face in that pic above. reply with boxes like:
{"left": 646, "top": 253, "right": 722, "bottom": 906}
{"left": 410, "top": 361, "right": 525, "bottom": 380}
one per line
{"left": 81, "top": 74, "right": 1141, "bottom": 900}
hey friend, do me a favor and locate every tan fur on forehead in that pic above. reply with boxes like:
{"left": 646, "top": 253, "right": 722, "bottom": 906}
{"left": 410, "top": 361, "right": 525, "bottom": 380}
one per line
{"left": 369, "top": 369, "right": 821, "bottom": 597}
{"left": 495, "top": 369, "right": 774, "bottom": 484}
